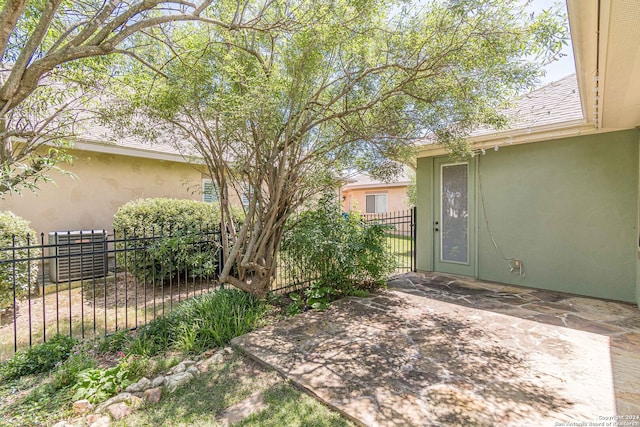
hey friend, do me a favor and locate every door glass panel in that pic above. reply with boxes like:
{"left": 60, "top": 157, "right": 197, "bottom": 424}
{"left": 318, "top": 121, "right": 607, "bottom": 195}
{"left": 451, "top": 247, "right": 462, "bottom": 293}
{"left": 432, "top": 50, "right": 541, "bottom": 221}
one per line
{"left": 441, "top": 164, "right": 468, "bottom": 263}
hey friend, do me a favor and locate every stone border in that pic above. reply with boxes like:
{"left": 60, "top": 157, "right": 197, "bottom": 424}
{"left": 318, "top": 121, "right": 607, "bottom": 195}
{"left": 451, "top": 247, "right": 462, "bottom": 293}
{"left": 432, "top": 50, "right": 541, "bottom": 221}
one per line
{"left": 52, "top": 347, "right": 234, "bottom": 427}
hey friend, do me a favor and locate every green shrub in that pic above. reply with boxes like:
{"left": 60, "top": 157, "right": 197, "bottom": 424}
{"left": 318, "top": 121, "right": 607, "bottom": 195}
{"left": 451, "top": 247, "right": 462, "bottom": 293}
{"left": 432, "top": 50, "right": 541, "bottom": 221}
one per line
{"left": 0, "top": 334, "right": 77, "bottom": 380}
{"left": 281, "top": 193, "right": 395, "bottom": 291}
{"left": 112, "top": 198, "right": 244, "bottom": 283}
{"left": 0, "top": 211, "right": 40, "bottom": 310}
{"left": 129, "top": 289, "right": 266, "bottom": 356}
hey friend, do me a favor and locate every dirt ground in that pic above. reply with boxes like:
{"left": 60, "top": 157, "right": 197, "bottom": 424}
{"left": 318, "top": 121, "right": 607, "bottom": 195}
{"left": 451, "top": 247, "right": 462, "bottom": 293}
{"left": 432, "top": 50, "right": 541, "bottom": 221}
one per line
{"left": 0, "top": 272, "right": 218, "bottom": 361}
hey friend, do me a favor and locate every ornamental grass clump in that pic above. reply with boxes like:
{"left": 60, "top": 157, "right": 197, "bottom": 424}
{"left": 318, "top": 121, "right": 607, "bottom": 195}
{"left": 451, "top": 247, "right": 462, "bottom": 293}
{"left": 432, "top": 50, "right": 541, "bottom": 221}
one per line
{"left": 129, "top": 289, "right": 266, "bottom": 356}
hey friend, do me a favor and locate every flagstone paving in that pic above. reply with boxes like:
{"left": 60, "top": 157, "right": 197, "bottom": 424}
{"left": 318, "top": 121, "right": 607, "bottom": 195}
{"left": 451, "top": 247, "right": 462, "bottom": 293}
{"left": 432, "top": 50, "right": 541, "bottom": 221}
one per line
{"left": 232, "top": 272, "right": 640, "bottom": 426}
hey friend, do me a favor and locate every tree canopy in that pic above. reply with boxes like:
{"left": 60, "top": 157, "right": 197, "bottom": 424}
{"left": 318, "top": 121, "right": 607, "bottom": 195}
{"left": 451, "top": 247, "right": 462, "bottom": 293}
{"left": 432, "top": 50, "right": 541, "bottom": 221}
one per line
{"left": 101, "top": 0, "right": 567, "bottom": 295}
{"left": 0, "top": 0, "right": 282, "bottom": 196}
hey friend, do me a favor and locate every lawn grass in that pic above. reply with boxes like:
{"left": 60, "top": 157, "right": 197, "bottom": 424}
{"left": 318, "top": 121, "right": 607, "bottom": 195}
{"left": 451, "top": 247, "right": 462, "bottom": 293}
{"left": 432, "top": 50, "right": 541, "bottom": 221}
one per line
{"left": 0, "top": 351, "right": 353, "bottom": 427}
{"left": 0, "top": 287, "right": 351, "bottom": 426}
{"left": 386, "top": 233, "right": 414, "bottom": 271}
{"left": 236, "top": 382, "right": 353, "bottom": 427}
{"left": 0, "top": 373, "right": 75, "bottom": 427}
{"left": 114, "top": 352, "right": 354, "bottom": 427}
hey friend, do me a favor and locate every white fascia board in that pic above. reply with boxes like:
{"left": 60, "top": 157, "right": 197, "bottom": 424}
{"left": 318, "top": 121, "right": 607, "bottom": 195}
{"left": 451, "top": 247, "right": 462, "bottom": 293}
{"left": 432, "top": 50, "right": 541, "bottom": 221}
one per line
{"left": 416, "top": 119, "right": 605, "bottom": 158}
{"left": 342, "top": 181, "right": 410, "bottom": 191}
{"left": 567, "top": 0, "right": 599, "bottom": 126}
{"left": 73, "top": 138, "right": 200, "bottom": 164}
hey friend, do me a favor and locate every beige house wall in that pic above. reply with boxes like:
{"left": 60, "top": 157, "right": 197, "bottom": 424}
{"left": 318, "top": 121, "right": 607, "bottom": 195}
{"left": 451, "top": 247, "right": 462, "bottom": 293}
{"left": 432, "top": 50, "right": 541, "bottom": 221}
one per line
{"left": 1, "top": 148, "right": 204, "bottom": 235}
{"left": 341, "top": 185, "right": 411, "bottom": 213}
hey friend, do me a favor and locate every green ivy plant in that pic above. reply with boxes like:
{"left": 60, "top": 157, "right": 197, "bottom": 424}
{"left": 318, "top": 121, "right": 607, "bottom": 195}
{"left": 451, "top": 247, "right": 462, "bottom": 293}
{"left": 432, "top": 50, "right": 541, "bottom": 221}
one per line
{"left": 0, "top": 334, "right": 77, "bottom": 380}
{"left": 286, "top": 283, "right": 339, "bottom": 316}
{"left": 72, "top": 355, "right": 133, "bottom": 404}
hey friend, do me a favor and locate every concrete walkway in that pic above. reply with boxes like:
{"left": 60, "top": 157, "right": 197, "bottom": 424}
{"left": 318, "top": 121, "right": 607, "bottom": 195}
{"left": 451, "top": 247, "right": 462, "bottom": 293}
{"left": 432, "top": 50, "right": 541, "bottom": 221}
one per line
{"left": 232, "top": 273, "right": 640, "bottom": 426}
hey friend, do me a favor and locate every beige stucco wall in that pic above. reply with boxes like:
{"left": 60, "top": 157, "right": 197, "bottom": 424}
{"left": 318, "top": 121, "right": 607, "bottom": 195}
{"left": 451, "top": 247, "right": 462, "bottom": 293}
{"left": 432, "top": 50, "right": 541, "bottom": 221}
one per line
{"left": 1, "top": 148, "right": 204, "bottom": 235}
{"left": 341, "top": 185, "right": 411, "bottom": 214}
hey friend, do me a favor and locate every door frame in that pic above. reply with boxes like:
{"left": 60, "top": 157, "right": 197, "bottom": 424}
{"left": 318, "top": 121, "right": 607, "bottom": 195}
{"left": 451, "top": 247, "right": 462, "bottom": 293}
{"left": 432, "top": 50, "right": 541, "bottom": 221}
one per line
{"left": 433, "top": 157, "right": 477, "bottom": 277}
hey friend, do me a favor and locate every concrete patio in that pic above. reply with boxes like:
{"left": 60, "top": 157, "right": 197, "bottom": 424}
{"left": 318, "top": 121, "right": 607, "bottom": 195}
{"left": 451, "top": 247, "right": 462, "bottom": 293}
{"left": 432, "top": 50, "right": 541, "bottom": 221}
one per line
{"left": 232, "top": 272, "right": 640, "bottom": 426}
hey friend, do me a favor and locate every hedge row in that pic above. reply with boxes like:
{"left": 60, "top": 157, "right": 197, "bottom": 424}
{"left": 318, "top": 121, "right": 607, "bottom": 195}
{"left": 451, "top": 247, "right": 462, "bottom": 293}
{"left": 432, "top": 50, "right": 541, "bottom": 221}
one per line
{"left": 112, "top": 198, "right": 244, "bottom": 284}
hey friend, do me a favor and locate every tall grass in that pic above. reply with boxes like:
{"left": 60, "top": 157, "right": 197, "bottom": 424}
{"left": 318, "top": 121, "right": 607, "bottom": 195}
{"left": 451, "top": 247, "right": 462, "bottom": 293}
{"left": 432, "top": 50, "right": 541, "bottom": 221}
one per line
{"left": 130, "top": 289, "right": 266, "bottom": 355}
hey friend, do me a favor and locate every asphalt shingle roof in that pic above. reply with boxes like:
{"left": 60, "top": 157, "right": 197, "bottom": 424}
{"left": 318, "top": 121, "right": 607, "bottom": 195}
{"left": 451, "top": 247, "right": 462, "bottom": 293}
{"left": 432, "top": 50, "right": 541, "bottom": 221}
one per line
{"left": 470, "top": 74, "right": 583, "bottom": 138}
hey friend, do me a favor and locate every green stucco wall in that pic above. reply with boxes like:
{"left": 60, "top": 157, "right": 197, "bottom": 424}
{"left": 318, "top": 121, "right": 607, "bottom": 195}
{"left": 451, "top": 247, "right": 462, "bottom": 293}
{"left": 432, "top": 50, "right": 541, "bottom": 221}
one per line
{"left": 417, "top": 129, "right": 640, "bottom": 303}
{"left": 637, "top": 249, "right": 640, "bottom": 307}
{"left": 637, "top": 131, "right": 640, "bottom": 308}
{"left": 416, "top": 156, "right": 434, "bottom": 272}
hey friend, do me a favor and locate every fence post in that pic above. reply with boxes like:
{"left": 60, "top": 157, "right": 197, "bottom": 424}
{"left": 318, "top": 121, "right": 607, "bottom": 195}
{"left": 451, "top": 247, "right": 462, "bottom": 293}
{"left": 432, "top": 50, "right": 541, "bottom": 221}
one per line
{"left": 218, "top": 223, "right": 224, "bottom": 290}
{"left": 11, "top": 235, "right": 17, "bottom": 353}
{"left": 412, "top": 206, "right": 417, "bottom": 272}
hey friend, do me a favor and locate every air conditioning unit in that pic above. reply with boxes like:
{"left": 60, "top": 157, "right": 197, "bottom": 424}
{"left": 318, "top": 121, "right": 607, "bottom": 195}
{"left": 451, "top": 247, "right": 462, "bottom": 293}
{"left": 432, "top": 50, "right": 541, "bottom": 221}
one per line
{"left": 49, "top": 230, "right": 108, "bottom": 282}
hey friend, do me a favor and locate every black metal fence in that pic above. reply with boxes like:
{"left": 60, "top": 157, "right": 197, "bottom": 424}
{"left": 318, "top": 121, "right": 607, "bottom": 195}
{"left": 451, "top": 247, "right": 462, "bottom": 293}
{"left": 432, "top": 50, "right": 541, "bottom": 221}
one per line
{"left": 0, "top": 228, "right": 222, "bottom": 361}
{"left": 363, "top": 207, "right": 417, "bottom": 273}
{"left": 271, "top": 207, "right": 417, "bottom": 293}
{"left": 0, "top": 209, "right": 415, "bottom": 360}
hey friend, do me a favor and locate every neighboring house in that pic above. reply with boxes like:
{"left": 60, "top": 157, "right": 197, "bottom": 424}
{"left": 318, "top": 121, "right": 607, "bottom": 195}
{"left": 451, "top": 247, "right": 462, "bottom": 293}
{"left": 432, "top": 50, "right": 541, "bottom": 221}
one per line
{"left": 415, "top": 0, "right": 640, "bottom": 307}
{"left": 2, "top": 139, "right": 210, "bottom": 236}
{"left": 341, "top": 170, "right": 413, "bottom": 214}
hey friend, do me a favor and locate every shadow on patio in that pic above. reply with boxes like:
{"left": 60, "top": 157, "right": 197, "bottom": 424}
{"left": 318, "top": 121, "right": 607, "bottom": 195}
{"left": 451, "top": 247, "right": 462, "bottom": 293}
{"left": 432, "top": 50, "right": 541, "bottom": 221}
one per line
{"left": 233, "top": 272, "right": 640, "bottom": 426}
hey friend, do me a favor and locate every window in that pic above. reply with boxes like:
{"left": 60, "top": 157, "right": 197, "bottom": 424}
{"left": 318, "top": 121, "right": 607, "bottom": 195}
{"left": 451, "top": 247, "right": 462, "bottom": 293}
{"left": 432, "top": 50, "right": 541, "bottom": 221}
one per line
{"left": 202, "top": 179, "right": 219, "bottom": 203}
{"left": 365, "top": 194, "right": 387, "bottom": 214}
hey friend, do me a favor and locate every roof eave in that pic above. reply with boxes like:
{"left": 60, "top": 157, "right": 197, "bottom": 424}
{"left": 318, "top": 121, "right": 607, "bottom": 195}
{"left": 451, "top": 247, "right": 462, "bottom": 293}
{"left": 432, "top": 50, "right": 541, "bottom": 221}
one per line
{"left": 417, "top": 119, "right": 608, "bottom": 158}
{"left": 72, "top": 138, "right": 197, "bottom": 164}
{"left": 341, "top": 181, "right": 411, "bottom": 191}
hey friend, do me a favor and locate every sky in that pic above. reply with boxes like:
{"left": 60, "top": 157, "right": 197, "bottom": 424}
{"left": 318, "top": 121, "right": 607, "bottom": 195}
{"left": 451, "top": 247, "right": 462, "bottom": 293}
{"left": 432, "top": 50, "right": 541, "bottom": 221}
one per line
{"left": 529, "top": 0, "right": 577, "bottom": 85}
{"left": 540, "top": 39, "right": 576, "bottom": 84}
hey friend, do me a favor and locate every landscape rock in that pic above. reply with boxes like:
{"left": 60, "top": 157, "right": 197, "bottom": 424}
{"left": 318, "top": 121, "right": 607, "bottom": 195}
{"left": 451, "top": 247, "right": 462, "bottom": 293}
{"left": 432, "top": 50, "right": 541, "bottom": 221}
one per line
{"left": 96, "top": 393, "right": 132, "bottom": 414}
{"left": 128, "top": 395, "right": 144, "bottom": 409}
{"left": 165, "top": 371, "right": 195, "bottom": 393}
{"left": 172, "top": 360, "right": 196, "bottom": 374}
{"left": 125, "top": 377, "right": 151, "bottom": 393}
{"left": 210, "top": 352, "right": 224, "bottom": 364}
{"left": 172, "top": 363, "right": 186, "bottom": 374}
{"left": 151, "top": 376, "right": 165, "bottom": 387}
{"left": 107, "top": 402, "right": 132, "bottom": 420}
{"left": 218, "top": 392, "right": 266, "bottom": 426}
{"left": 197, "top": 361, "right": 210, "bottom": 373}
{"left": 85, "top": 414, "right": 101, "bottom": 424}
{"left": 82, "top": 356, "right": 210, "bottom": 423}
{"left": 51, "top": 421, "right": 76, "bottom": 427}
{"left": 73, "top": 399, "right": 94, "bottom": 415}
{"left": 144, "top": 387, "right": 163, "bottom": 403}
{"left": 202, "top": 349, "right": 216, "bottom": 358}
{"left": 87, "top": 415, "right": 111, "bottom": 427}
{"left": 224, "top": 346, "right": 234, "bottom": 355}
